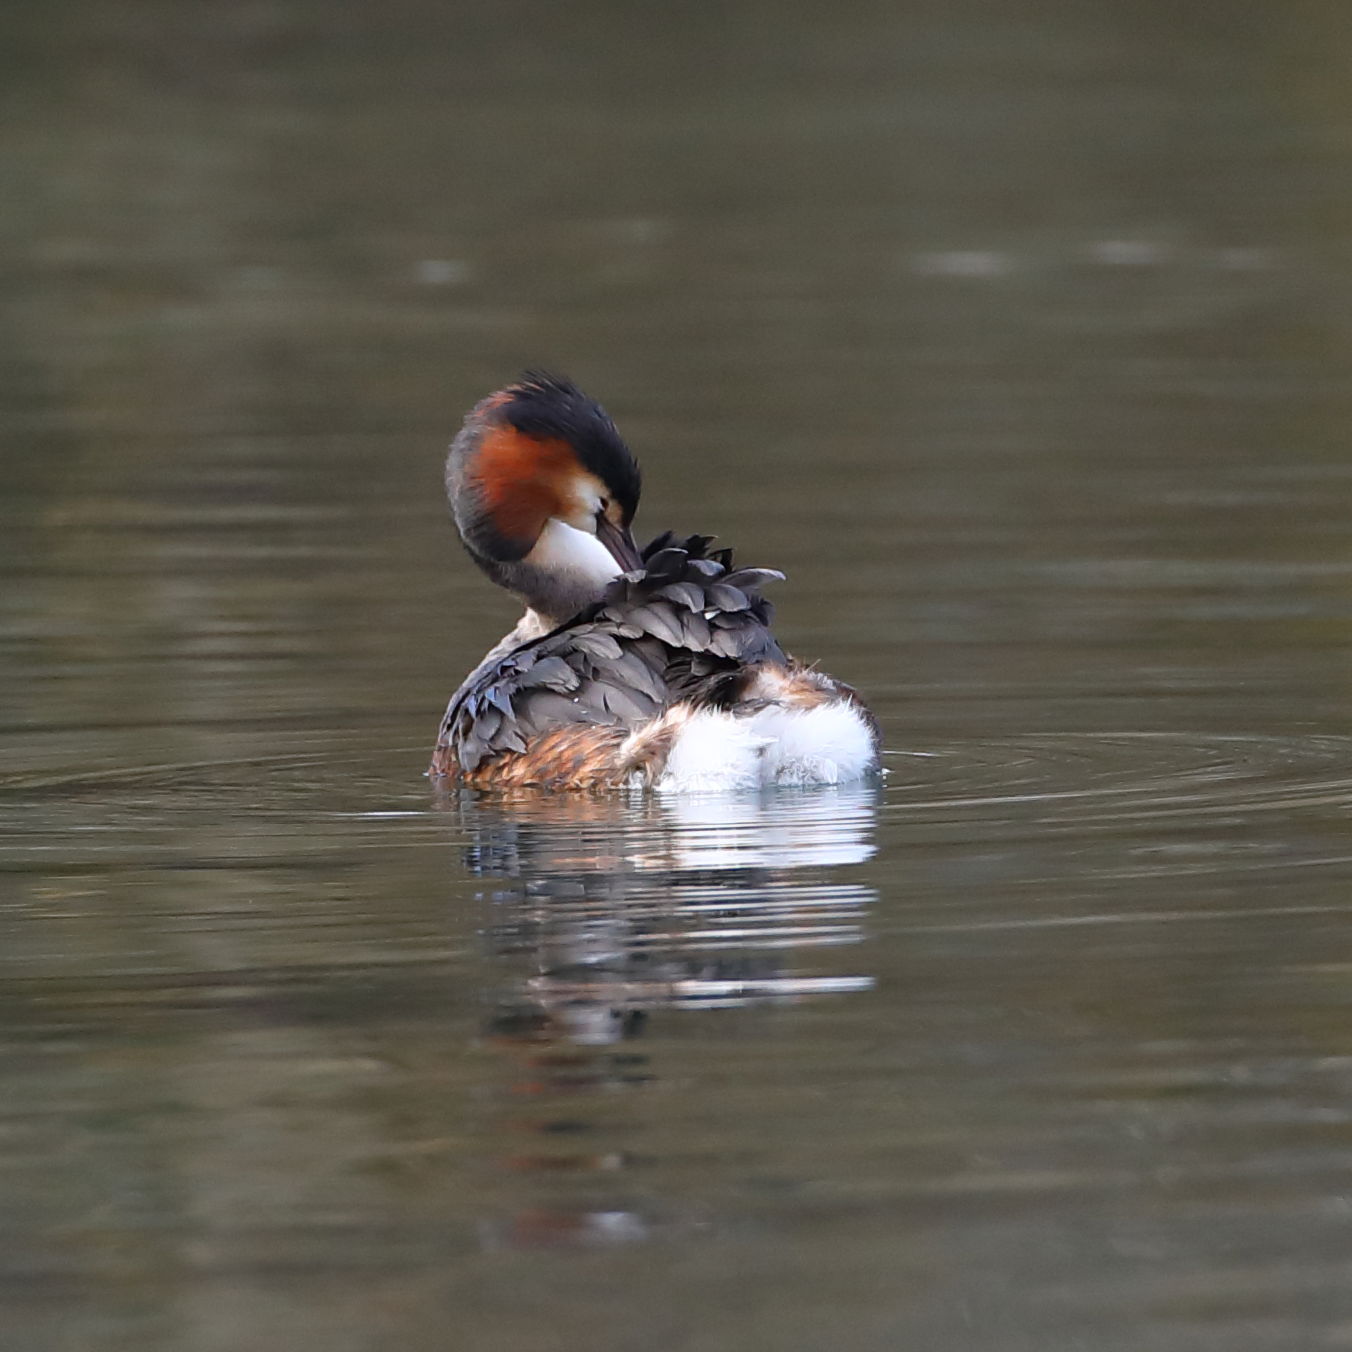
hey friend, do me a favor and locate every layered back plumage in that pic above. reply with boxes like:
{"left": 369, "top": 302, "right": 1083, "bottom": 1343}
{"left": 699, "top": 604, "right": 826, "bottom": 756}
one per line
{"left": 430, "top": 535, "right": 787, "bottom": 785}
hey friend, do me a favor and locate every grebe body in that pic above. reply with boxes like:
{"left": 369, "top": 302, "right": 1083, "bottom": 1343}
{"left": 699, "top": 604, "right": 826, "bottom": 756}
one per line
{"left": 430, "top": 374, "right": 878, "bottom": 791}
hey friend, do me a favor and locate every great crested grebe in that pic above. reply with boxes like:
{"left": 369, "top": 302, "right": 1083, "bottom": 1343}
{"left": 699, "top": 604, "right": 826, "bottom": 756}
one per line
{"left": 429, "top": 373, "right": 878, "bottom": 791}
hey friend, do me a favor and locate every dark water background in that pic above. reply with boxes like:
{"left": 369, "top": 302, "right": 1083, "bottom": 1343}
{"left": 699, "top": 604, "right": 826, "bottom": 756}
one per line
{"left": 6, "top": 3, "right": 1352, "bottom": 1349}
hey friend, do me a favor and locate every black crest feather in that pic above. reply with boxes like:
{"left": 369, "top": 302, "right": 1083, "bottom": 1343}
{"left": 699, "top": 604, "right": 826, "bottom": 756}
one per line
{"left": 500, "top": 371, "right": 641, "bottom": 523}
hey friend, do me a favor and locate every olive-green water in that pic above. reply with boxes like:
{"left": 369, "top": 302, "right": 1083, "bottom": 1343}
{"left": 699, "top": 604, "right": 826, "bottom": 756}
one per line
{"left": 6, "top": 3, "right": 1352, "bottom": 1349}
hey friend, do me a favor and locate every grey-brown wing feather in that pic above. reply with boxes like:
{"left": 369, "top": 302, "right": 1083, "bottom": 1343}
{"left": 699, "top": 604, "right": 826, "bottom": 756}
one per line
{"left": 435, "top": 536, "right": 787, "bottom": 774}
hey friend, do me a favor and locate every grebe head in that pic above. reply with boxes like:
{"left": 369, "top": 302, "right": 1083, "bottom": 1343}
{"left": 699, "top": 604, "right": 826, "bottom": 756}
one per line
{"left": 447, "top": 372, "right": 643, "bottom": 623}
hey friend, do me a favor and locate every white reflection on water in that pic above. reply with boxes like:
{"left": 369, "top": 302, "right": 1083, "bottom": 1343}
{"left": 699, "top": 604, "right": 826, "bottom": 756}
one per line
{"left": 445, "top": 787, "right": 879, "bottom": 1249}
{"left": 455, "top": 786, "right": 878, "bottom": 1039}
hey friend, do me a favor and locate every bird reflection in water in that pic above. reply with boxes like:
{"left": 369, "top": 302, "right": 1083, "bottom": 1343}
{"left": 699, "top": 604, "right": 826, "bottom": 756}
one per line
{"left": 444, "top": 786, "right": 880, "bottom": 1249}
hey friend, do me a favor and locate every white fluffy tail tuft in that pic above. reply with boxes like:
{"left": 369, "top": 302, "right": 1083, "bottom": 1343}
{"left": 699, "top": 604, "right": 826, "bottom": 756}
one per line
{"left": 656, "top": 701, "right": 876, "bottom": 793}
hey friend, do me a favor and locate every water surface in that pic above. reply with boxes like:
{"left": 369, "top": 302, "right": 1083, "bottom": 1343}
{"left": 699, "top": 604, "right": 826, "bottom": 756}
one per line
{"left": 5, "top": 2, "right": 1352, "bottom": 1349}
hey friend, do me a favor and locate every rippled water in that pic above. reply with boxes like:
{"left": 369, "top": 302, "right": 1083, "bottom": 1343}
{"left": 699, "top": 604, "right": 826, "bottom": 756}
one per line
{"left": 7, "top": 1, "right": 1352, "bottom": 1348}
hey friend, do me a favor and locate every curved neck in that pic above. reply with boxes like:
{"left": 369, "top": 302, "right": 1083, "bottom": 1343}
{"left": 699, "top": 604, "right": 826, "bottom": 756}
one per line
{"left": 496, "top": 518, "right": 623, "bottom": 625}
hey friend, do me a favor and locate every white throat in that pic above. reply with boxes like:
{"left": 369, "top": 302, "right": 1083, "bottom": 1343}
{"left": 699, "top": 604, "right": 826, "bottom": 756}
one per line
{"left": 526, "top": 518, "right": 623, "bottom": 591}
